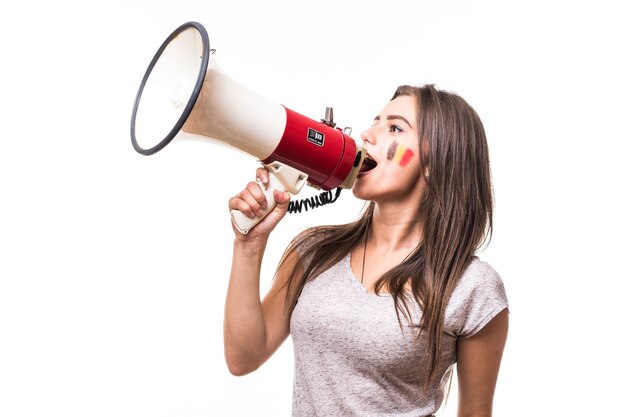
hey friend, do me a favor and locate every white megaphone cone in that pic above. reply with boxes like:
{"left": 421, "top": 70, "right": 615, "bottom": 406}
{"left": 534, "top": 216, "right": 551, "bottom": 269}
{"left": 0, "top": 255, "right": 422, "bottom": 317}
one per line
{"left": 130, "top": 22, "right": 373, "bottom": 234}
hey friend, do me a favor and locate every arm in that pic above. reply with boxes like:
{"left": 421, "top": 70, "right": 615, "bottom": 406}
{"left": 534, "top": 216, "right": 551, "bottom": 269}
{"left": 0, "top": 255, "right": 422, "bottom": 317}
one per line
{"left": 456, "top": 309, "right": 509, "bottom": 417}
{"left": 223, "top": 169, "right": 300, "bottom": 376}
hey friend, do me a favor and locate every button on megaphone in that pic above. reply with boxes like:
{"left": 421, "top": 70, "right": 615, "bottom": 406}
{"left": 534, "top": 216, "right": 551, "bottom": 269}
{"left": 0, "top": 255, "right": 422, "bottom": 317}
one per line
{"left": 130, "top": 22, "right": 374, "bottom": 234}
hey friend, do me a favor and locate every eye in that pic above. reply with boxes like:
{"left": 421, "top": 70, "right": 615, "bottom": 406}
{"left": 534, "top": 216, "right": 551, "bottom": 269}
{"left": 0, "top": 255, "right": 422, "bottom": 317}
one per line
{"left": 390, "top": 124, "right": 404, "bottom": 133}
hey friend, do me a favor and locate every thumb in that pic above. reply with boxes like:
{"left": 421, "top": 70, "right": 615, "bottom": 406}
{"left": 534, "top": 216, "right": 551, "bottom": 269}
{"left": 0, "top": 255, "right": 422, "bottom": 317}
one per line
{"left": 272, "top": 190, "right": 291, "bottom": 216}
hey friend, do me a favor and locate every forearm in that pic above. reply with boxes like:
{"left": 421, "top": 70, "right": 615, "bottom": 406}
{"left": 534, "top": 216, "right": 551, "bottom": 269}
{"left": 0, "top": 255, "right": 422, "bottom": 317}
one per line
{"left": 457, "top": 411, "right": 492, "bottom": 417}
{"left": 224, "top": 238, "right": 270, "bottom": 374}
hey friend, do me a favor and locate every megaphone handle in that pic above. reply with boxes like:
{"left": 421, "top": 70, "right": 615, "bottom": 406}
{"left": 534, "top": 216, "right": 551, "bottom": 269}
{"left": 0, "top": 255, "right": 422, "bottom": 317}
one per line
{"left": 230, "top": 162, "right": 307, "bottom": 235}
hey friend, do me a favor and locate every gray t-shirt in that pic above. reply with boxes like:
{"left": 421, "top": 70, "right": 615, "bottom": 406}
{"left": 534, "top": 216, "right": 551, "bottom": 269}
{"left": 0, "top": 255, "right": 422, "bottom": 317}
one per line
{"left": 290, "top": 251, "right": 508, "bottom": 417}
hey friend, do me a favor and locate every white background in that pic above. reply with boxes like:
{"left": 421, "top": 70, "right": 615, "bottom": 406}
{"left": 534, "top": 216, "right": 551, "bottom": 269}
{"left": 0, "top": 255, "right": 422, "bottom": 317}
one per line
{"left": 1, "top": 1, "right": 624, "bottom": 416}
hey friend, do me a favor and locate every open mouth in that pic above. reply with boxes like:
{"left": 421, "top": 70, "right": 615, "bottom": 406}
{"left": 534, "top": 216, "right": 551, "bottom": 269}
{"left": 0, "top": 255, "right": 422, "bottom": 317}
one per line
{"left": 359, "top": 156, "right": 378, "bottom": 175}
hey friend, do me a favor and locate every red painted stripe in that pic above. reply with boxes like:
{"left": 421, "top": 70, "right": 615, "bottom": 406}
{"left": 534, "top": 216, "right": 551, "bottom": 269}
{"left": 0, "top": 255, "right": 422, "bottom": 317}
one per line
{"left": 398, "top": 148, "right": 415, "bottom": 167}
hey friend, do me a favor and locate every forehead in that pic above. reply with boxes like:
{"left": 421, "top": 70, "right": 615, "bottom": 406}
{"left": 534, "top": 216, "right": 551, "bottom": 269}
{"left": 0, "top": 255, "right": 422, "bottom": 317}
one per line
{"left": 377, "top": 95, "right": 418, "bottom": 124}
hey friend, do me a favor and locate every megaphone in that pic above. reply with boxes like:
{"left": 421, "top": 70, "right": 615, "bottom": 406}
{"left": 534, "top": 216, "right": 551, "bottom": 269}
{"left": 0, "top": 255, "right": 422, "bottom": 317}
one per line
{"left": 130, "top": 22, "right": 374, "bottom": 234}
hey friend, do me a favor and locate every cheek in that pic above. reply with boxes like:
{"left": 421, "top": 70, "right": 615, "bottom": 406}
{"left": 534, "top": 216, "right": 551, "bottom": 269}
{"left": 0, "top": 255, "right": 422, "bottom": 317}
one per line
{"left": 386, "top": 141, "right": 416, "bottom": 167}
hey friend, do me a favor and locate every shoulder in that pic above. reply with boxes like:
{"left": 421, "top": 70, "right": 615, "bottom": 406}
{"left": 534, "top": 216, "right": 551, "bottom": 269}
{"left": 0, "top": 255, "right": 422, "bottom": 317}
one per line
{"left": 445, "top": 257, "right": 509, "bottom": 339}
{"left": 290, "top": 226, "right": 336, "bottom": 255}
{"left": 454, "top": 258, "right": 506, "bottom": 297}
{"left": 285, "top": 226, "right": 331, "bottom": 269}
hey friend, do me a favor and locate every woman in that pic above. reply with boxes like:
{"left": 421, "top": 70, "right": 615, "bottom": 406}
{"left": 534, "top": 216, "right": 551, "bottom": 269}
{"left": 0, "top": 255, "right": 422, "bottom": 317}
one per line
{"left": 224, "top": 84, "right": 509, "bottom": 417}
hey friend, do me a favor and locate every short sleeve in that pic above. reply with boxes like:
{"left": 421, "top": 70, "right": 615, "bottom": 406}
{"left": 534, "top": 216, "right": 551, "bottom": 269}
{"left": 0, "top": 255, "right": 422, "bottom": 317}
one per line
{"left": 444, "top": 258, "right": 509, "bottom": 339}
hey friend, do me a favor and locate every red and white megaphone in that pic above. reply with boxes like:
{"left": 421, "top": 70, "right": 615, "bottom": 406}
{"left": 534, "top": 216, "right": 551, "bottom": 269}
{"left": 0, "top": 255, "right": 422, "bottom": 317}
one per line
{"left": 130, "top": 22, "right": 374, "bottom": 234}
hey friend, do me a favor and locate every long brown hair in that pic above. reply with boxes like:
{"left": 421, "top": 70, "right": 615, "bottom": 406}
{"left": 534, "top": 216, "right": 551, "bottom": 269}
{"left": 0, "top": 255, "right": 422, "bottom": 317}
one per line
{"left": 282, "top": 84, "right": 493, "bottom": 385}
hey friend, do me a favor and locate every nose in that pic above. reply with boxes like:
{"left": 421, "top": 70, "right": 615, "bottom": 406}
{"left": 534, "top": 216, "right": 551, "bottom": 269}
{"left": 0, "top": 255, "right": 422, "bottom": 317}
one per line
{"left": 361, "top": 126, "right": 376, "bottom": 145}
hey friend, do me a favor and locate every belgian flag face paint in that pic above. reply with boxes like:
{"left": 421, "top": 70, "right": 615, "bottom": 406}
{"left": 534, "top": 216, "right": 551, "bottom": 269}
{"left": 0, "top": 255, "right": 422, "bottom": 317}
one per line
{"left": 387, "top": 140, "right": 415, "bottom": 167}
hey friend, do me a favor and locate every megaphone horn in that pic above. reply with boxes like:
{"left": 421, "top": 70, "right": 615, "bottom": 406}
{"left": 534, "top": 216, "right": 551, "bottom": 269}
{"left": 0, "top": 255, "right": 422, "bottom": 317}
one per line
{"left": 130, "top": 22, "right": 372, "bottom": 234}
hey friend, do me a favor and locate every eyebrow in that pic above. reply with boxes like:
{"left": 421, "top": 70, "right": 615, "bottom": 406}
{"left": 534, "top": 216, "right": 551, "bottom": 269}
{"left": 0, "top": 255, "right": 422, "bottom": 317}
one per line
{"left": 373, "top": 114, "right": 413, "bottom": 129}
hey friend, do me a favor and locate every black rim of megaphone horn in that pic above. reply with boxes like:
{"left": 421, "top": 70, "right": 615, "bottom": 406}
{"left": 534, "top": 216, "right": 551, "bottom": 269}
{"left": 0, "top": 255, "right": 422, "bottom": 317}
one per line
{"left": 130, "top": 21, "right": 210, "bottom": 155}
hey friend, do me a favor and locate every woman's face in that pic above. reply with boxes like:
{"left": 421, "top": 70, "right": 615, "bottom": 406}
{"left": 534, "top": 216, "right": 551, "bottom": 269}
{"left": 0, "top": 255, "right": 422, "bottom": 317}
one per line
{"left": 353, "top": 95, "right": 424, "bottom": 202}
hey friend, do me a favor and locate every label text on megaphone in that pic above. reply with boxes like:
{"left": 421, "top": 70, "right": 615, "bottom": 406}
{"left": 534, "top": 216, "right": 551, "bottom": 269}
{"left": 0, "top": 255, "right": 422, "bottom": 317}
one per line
{"left": 307, "top": 128, "right": 325, "bottom": 146}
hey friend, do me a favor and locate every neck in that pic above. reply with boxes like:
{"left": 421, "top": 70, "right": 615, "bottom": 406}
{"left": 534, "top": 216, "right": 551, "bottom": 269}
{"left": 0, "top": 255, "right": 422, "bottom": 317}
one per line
{"left": 365, "top": 173, "right": 426, "bottom": 253}
{"left": 369, "top": 202, "right": 423, "bottom": 253}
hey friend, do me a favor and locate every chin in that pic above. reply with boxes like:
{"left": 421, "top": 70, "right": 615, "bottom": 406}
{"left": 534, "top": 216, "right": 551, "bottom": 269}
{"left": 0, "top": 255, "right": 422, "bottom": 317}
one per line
{"left": 352, "top": 182, "right": 414, "bottom": 205}
{"left": 351, "top": 184, "right": 383, "bottom": 203}
{"left": 351, "top": 183, "right": 372, "bottom": 201}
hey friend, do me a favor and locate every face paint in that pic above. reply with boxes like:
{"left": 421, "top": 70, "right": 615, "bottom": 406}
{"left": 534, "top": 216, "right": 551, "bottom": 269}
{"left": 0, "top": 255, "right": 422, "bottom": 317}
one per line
{"left": 387, "top": 141, "right": 415, "bottom": 167}
{"left": 386, "top": 141, "right": 398, "bottom": 160}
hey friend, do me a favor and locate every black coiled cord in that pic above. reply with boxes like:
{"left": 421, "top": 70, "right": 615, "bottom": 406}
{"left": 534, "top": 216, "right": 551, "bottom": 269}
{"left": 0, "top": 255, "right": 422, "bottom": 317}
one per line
{"left": 288, "top": 188, "right": 342, "bottom": 214}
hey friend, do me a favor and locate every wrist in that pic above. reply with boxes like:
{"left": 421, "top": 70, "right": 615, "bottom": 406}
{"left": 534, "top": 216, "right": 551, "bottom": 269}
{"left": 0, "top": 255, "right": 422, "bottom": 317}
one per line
{"left": 233, "top": 236, "right": 269, "bottom": 254}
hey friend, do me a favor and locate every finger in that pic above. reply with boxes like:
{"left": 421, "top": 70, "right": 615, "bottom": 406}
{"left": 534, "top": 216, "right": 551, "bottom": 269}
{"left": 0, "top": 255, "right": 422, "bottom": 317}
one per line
{"left": 256, "top": 167, "right": 270, "bottom": 188}
{"left": 228, "top": 196, "right": 255, "bottom": 218}
{"left": 239, "top": 188, "right": 265, "bottom": 218}
{"left": 246, "top": 181, "right": 268, "bottom": 209}
{"left": 227, "top": 190, "right": 248, "bottom": 210}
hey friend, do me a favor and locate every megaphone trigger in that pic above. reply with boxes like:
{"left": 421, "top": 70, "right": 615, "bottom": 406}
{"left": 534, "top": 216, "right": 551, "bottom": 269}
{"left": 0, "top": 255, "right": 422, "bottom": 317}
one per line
{"left": 230, "top": 162, "right": 308, "bottom": 235}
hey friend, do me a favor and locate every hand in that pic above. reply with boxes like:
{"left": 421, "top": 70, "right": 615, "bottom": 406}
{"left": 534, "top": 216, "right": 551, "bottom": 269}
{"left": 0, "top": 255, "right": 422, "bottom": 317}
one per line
{"left": 228, "top": 167, "right": 291, "bottom": 240}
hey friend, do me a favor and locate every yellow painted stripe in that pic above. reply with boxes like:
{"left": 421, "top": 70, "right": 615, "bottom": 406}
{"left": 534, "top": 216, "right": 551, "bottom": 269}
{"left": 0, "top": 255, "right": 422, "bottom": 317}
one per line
{"left": 393, "top": 143, "right": 407, "bottom": 164}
